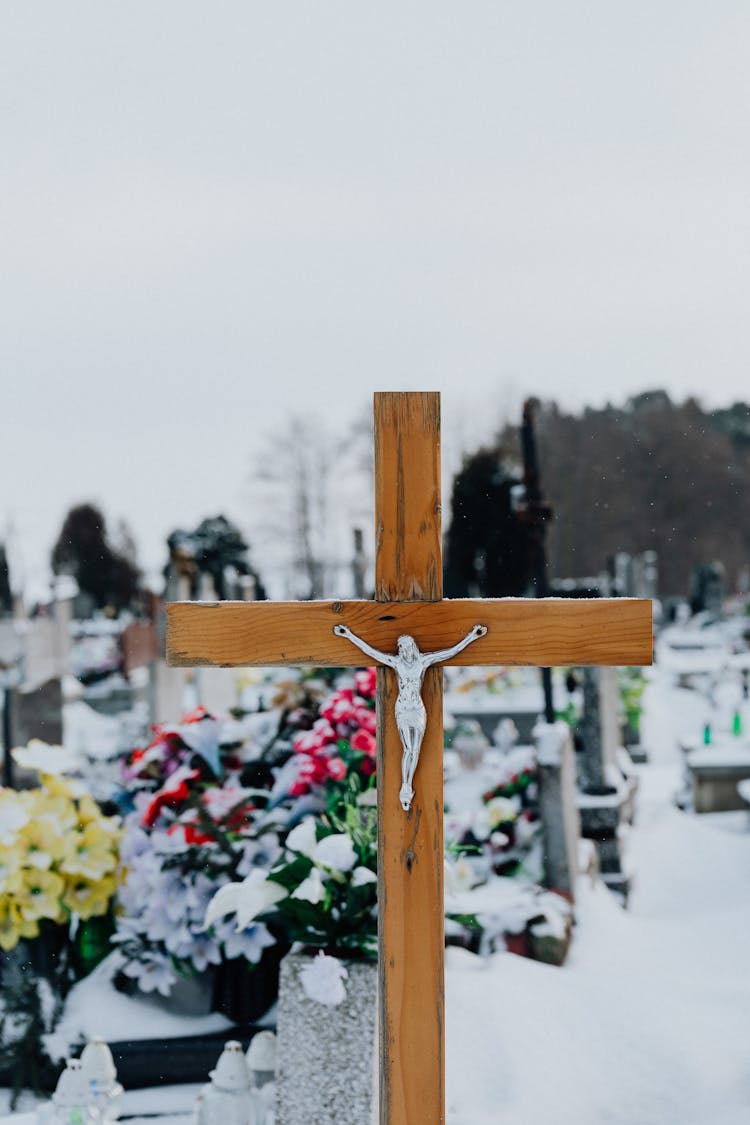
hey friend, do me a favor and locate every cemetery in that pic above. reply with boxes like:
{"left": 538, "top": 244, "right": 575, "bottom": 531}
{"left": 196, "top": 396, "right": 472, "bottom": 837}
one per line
{"left": 4, "top": 8, "right": 750, "bottom": 1122}
{"left": 1, "top": 392, "right": 750, "bottom": 1125}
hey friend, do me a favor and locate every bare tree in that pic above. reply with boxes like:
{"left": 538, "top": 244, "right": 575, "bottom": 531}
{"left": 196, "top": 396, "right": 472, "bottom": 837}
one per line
{"left": 247, "top": 408, "right": 372, "bottom": 599}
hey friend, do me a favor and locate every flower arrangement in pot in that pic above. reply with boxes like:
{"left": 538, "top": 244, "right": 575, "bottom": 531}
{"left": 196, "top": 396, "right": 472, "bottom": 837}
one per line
{"left": 0, "top": 769, "right": 120, "bottom": 1104}
{"left": 205, "top": 788, "right": 378, "bottom": 967}
{"left": 0, "top": 773, "right": 120, "bottom": 960}
{"left": 114, "top": 713, "right": 286, "bottom": 1016}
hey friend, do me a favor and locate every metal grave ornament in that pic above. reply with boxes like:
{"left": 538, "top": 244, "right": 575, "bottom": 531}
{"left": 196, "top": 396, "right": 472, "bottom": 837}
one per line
{"left": 333, "top": 623, "right": 487, "bottom": 811}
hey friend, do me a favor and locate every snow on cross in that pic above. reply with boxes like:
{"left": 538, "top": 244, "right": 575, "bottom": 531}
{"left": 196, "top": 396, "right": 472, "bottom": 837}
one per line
{"left": 167, "top": 391, "right": 652, "bottom": 1125}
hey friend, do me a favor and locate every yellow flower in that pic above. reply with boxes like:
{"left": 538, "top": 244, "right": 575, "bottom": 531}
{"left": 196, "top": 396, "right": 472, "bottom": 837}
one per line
{"left": 76, "top": 794, "right": 106, "bottom": 825}
{"left": 17, "top": 817, "right": 67, "bottom": 870}
{"left": 62, "top": 874, "right": 117, "bottom": 920}
{"left": 37, "top": 774, "right": 76, "bottom": 800}
{"left": 0, "top": 899, "right": 39, "bottom": 951}
{"left": 0, "top": 845, "right": 23, "bottom": 895}
{"left": 32, "top": 790, "right": 78, "bottom": 835}
{"left": 14, "top": 868, "right": 65, "bottom": 923}
{"left": 0, "top": 789, "right": 30, "bottom": 845}
{"left": 61, "top": 822, "right": 118, "bottom": 881}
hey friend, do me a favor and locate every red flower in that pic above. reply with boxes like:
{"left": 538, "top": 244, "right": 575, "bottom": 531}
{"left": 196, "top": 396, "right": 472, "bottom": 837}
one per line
{"left": 350, "top": 728, "right": 377, "bottom": 756}
{"left": 293, "top": 718, "right": 337, "bottom": 753}
{"left": 321, "top": 693, "right": 357, "bottom": 724}
{"left": 327, "top": 756, "right": 347, "bottom": 781}
{"left": 141, "top": 766, "right": 201, "bottom": 828}
{"left": 167, "top": 821, "right": 215, "bottom": 846}
{"left": 180, "top": 705, "right": 213, "bottom": 724}
{"left": 353, "top": 706, "right": 377, "bottom": 734}
{"left": 354, "top": 668, "right": 377, "bottom": 698}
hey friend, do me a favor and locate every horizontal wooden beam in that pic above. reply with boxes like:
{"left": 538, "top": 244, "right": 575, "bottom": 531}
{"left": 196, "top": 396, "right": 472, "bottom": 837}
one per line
{"left": 166, "top": 597, "right": 652, "bottom": 669}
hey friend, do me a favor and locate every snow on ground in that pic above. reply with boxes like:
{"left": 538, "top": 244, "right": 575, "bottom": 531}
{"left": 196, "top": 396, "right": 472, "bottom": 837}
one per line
{"left": 445, "top": 663, "right": 750, "bottom": 1125}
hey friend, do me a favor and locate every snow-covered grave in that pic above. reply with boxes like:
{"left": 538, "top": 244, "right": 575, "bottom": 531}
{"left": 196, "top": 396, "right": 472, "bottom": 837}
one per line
{"left": 660, "top": 620, "right": 750, "bottom": 815}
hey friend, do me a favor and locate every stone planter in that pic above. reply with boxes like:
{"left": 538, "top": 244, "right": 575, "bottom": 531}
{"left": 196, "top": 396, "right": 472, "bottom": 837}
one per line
{"left": 275, "top": 951, "right": 377, "bottom": 1125}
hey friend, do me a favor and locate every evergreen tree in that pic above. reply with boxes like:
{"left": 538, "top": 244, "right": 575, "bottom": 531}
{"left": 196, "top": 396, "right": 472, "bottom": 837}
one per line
{"left": 51, "top": 503, "right": 140, "bottom": 612}
{"left": 444, "top": 449, "right": 534, "bottom": 597}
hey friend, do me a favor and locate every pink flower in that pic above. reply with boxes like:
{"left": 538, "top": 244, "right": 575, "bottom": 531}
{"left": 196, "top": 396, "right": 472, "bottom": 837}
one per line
{"left": 354, "top": 668, "right": 377, "bottom": 698}
{"left": 293, "top": 718, "right": 336, "bottom": 753}
{"left": 354, "top": 706, "right": 377, "bottom": 733}
{"left": 327, "top": 757, "right": 347, "bottom": 781}
{"left": 350, "top": 729, "right": 376, "bottom": 756}
{"left": 321, "top": 694, "right": 357, "bottom": 724}
{"left": 289, "top": 750, "right": 337, "bottom": 796}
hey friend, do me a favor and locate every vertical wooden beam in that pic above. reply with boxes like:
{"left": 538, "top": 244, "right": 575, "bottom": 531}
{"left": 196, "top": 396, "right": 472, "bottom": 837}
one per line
{"left": 375, "top": 392, "right": 444, "bottom": 1125}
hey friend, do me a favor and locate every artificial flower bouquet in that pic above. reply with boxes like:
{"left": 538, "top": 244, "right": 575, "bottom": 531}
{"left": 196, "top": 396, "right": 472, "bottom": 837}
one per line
{"left": 285, "top": 667, "right": 377, "bottom": 811}
{"left": 0, "top": 775, "right": 120, "bottom": 955}
{"left": 481, "top": 743, "right": 538, "bottom": 805}
{"left": 0, "top": 774, "right": 121, "bottom": 1102}
{"left": 114, "top": 683, "right": 379, "bottom": 1008}
{"left": 114, "top": 706, "right": 283, "bottom": 999}
{"left": 206, "top": 791, "right": 378, "bottom": 963}
{"left": 112, "top": 789, "right": 282, "bottom": 998}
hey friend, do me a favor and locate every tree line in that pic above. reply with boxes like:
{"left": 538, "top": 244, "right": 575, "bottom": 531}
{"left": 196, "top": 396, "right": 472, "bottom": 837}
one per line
{"left": 446, "top": 390, "right": 750, "bottom": 598}
{"left": 40, "top": 391, "right": 750, "bottom": 611}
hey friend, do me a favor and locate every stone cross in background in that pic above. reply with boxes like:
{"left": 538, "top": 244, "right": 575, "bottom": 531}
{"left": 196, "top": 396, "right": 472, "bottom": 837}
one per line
{"left": 577, "top": 665, "right": 638, "bottom": 901}
{"left": 167, "top": 391, "right": 652, "bottom": 1125}
{"left": 534, "top": 720, "right": 581, "bottom": 898}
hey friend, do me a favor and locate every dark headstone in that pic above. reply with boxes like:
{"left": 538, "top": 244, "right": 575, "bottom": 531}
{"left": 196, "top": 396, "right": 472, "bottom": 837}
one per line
{"left": 13, "top": 677, "right": 63, "bottom": 746}
{"left": 534, "top": 721, "right": 581, "bottom": 898}
{"left": 578, "top": 667, "right": 609, "bottom": 793}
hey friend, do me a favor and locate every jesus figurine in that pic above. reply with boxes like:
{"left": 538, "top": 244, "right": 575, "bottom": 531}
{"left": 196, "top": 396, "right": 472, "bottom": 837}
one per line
{"left": 333, "top": 623, "right": 487, "bottom": 811}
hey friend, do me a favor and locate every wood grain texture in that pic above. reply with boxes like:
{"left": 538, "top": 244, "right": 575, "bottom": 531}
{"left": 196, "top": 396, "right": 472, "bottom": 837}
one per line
{"left": 166, "top": 597, "right": 653, "bottom": 669}
{"left": 374, "top": 391, "right": 442, "bottom": 602}
{"left": 375, "top": 392, "right": 445, "bottom": 1125}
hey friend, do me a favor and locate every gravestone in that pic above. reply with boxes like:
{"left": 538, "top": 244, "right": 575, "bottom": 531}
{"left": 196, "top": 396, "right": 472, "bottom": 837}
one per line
{"left": 534, "top": 720, "right": 581, "bottom": 898}
{"left": 576, "top": 666, "right": 636, "bottom": 901}
{"left": 22, "top": 597, "right": 74, "bottom": 685}
{"left": 121, "top": 621, "right": 160, "bottom": 677}
{"left": 13, "top": 676, "right": 64, "bottom": 747}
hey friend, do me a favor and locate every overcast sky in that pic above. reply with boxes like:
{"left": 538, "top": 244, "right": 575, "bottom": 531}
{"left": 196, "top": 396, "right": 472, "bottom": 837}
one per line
{"left": 2, "top": 2, "right": 749, "bottom": 594}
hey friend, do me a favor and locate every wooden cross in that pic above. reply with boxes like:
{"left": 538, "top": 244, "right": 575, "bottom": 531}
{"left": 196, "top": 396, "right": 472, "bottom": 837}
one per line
{"left": 167, "top": 391, "right": 651, "bottom": 1125}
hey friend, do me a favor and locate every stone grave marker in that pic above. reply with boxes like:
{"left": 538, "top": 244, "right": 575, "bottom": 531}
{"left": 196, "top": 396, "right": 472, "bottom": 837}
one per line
{"left": 13, "top": 676, "right": 64, "bottom": 747}
{"left": 577, "top": 665, "right": 637, "bottom": 900}
{"left": 534, "top": 720, "right": 581, "bottom": 899}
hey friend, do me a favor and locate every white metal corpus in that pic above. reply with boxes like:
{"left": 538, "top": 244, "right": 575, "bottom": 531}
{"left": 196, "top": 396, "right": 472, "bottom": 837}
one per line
{"left": 333, "top": 622, "right": 487, "bottom": 811}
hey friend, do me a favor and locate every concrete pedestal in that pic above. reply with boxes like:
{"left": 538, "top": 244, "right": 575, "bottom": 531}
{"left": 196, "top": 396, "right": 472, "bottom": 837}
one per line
{"left": 275, "top": 952, "right": 377, "bottom": 1125}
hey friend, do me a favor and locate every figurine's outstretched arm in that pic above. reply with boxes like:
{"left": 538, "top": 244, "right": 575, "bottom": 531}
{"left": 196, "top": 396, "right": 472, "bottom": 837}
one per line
{"left": 422, "top": 624, "right": 487, "bottom": 668}
{"left": 333, "top": 624, "right": 397, "bottom": 668}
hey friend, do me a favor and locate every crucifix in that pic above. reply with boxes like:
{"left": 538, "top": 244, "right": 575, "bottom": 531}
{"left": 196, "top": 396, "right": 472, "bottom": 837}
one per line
{"left": 167, "top": 391, "right": 651, "bottom": 1125}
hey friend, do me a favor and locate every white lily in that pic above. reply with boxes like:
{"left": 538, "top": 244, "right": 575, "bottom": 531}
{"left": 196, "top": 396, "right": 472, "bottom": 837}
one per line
{"left": 286, "top": 817, "right": 318, "bottom": 858}
{"left": 205, "top": 868, "right": 287, "bottom": 931}
{"left": 291, "top": 866, "right": 327, "bottom": 904}
{"left": 313, "top": 832, "right": 357, "bottom": 874}
{"left": 351, "top": 865, "right": 377, "bottom": 887}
